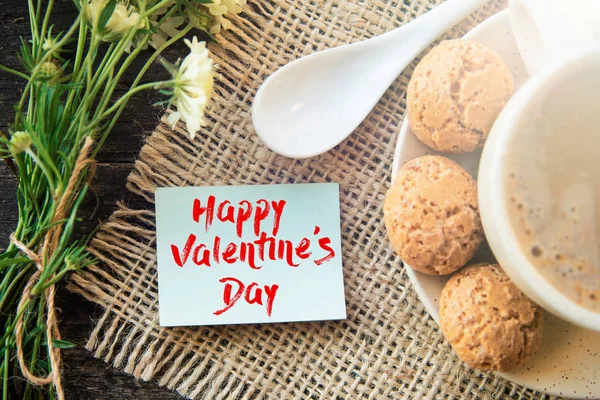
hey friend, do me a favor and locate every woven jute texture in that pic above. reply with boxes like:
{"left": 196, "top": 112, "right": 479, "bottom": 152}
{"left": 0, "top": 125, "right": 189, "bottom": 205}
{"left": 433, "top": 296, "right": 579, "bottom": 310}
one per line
{"left": 68, "top": 0, "right": 557, "bottom": 398}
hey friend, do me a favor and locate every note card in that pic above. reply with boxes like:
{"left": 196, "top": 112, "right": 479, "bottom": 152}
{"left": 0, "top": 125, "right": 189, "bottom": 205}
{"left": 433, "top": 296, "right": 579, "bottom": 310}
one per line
{"left": 155, "top": 183, "right": 346, "bottom": 327}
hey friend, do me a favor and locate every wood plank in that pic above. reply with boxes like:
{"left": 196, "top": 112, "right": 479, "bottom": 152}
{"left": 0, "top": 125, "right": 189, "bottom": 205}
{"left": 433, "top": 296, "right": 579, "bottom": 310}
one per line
{"left": 55, "top": 288, "right": 184, "bottom": 400}
{"left": 0, "top": 162, "right": 153, "bottom": 251}
{"left": 1, "top": 162, "right": 150, "bottom": 220}
{"left": 0, "top": 88, "right": 170, "bottom": 161}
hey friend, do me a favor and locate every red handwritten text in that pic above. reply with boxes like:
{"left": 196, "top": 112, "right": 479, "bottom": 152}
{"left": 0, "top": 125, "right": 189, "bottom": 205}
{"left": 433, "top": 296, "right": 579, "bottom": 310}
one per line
{"left": 169, "top": 196, "right": 338, "bottom": 319}
{"left": 169, "top": 226, "right": 335, "bottom": 269}
{"left": 192, "top": 196, "right": 286, "bottom": 238}
{"left": 213, "top": 277, "right": 279, "bottom": 316}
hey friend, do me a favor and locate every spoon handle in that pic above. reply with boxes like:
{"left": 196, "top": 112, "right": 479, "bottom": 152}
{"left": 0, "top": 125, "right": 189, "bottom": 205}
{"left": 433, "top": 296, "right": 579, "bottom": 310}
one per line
{"left": 370, "top": 0, "right": 492, "bottom": 78}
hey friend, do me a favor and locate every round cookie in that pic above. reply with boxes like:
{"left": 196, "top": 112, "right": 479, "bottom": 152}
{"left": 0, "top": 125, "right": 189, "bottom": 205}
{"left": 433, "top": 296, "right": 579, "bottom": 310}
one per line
{"left": 407, "top": 39, "right": 514, "bottom": 153}
{"left": 384, "top": 155, "right": 483, "bottom": 275}
{"left": 439, "top": 263, "right": 543, "bottom": 372}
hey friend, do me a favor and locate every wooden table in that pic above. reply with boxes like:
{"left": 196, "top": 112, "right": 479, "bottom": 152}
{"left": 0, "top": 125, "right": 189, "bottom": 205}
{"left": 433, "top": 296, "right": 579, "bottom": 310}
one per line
{"left": 0, "top": 1, "right": 184, "bottom": 398}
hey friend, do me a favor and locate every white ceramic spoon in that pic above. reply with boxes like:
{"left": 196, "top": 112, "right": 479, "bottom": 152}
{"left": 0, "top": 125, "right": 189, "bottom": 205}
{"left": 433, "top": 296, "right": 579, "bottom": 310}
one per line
{"left": 252, "top": 0, "right": 491, "bottom": 158}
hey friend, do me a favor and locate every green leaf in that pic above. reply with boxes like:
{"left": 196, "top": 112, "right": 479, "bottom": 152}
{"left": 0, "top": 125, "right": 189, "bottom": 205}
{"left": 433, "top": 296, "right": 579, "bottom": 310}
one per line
{"left": 98, "top": 0, "right": 117, "bottom": 32}
{"left": 159, "top": 57, "right": 180, "bottom": 76}
{"left": 193, "top": 0, "right": 214, "bottom": 4}
{"left": 136, "top": 28, "right": 155, "bottom": 35}
{"left": 27, "top": 326, "right": 44, "bottom": 338}
{"left": 18, "top": 36, "right": 35, "bottom": 73}
{"left": 48, "top": 339, "right": 77, "bottom": 349}
{"left": 0, "top": 258, "right": 30, "bottom": 269}
{"left": 35, "top": 359, "right": 49, "bottom": 370}
{"left": 23, "top": 326, "right": 45, "bottom": 345}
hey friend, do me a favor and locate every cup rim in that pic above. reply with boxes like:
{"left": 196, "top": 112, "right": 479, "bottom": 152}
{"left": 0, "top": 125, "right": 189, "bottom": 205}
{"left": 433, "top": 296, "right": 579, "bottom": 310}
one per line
{"left": 478, "top": 46, "right": 600, "bottom": 332}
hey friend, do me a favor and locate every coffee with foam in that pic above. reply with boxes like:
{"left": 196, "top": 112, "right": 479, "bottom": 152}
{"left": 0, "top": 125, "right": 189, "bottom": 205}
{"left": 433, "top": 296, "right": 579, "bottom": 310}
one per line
{"left": 504, "top": 66, "right": 600, "bottom": 312}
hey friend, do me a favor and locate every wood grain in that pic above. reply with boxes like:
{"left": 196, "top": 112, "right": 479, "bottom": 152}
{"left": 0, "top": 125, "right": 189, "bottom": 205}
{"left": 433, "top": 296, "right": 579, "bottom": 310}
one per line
{"left": 0, "top": 1, "right": 184, "bottom": 398}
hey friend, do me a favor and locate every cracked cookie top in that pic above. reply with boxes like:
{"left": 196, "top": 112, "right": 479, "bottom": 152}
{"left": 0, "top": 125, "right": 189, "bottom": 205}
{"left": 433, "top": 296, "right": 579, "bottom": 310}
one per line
{"left": 439, "top": 263, "right": 544, "bottom": 372}
{"left": 407, "top": 39, "right": 514, "bottom": 153}
{"left": 384, "top": 155, "right": 483, "bottom": 275}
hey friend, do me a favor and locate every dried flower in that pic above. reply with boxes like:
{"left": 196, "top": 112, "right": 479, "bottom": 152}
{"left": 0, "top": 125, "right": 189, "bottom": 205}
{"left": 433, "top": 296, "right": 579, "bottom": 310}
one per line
{"left": 167, "top": 37, "right": 214, "bottom": 139}
{"left": 9, "top": 131, "right": 33, "bottom": 155}
{"left": 83, "top": 0, "right": 144, "bottom": 40}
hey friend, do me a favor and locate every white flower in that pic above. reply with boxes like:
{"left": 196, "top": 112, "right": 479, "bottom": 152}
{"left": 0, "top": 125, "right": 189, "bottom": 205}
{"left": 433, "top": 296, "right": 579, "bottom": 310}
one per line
{"left": 168, "top": 37, "right": 214, "bottom": 139}
{"left": 205, "top": 0, "right": 246, "bottom": 34}
{"left": 83, "top": 0, "right": 144, "bottom": 39}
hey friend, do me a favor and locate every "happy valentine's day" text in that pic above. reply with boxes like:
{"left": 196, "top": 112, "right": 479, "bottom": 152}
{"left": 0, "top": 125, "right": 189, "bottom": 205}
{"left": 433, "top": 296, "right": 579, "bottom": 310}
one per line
{"left": 169, "top": 196, "right": 337, "bottom": 317}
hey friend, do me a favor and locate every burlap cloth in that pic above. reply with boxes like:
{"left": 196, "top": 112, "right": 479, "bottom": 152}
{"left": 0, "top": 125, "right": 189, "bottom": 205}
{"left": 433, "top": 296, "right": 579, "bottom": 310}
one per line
{"left": 68, "top": 0, "right": 558, "bottom": 398}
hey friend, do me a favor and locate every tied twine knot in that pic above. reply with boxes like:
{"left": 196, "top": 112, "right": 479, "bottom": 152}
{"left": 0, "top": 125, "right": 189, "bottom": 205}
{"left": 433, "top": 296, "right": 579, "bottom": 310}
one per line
{"left": 10, "top": 137, "right": 96, "bottom": 400}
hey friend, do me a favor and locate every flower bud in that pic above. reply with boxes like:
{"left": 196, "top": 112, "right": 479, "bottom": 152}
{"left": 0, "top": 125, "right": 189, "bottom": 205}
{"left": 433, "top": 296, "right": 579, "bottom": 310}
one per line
{"left": 9, "top": 131, "right": 33, "bottom": 155}
{"left": 42, "top": 37, "right": 56, "bottom": 52}
{"left": 37, "top": 61, "right": 61, "bottom": 81}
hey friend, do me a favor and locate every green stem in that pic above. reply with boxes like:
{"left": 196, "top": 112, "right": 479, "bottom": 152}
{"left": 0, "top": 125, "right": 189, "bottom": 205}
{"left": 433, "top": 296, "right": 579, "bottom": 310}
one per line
{"left": 27, "top": 0, "right": 39, "bottom": 52}
{"left": 136, "top": 24, "right": 193, "bottom": 87}
{"left": 89, "top": 43, "right": 116, "bottom": 88}
{"left": 0, "top": 64, "right": 29, "bottom": 80}
{"left": 28, "top": 295, "right": 45, "bottom": 376}
{"left": 0, "top": 261, "right": 21, "bottom": 299}
{"left": 75, "top": 35, "right": 101, "bottom": 140}
{"left": 92, "top": 24, "right": 193, "bottom": 156}
{"left": 85, "top": 4, "right": 187, "bottom": 142}
{"left": 32, "top": 267, "right": 70, "bottom": 295}
{"left": 59, "top": 22, "right": 87, "bottom": 136}
{"left": 144, "top": 0, "right": 177, "bottom": 16}
{"left": 2, "top": 338, "right": 8, "bottom": 400}
{"left": 36, "top": 0, "right": 42, "bottom": 32}
{"left": 98, "top": 80, "right": 173, "bottom": 121}
{"left": 84, "top": 25, "right": 146, "bottom": 121}
{"left": 27, "top": 84, "right": 36, "bottom": 126}
{"left": 0, "top": 258, "right": 30, "bottom": 270}
{"left": 0, "top": 297, "right": 32, "bottom": 344}
{"left": 85, "top": 38, "right": 98, "bottom": 93}
{"left": 72, "top": 19, "right": 88, "bottom": 80}
{"left": 15, "top": 15, "right": 82, "bottom": 127}
{"left": 26, "top": 150, "right": 57, "bottom": 195}
{"left": 39, "top": 0, "right": 55, "bottom": 53}
{"left": 0, "top": 264, "right": 33, "bottom": 312}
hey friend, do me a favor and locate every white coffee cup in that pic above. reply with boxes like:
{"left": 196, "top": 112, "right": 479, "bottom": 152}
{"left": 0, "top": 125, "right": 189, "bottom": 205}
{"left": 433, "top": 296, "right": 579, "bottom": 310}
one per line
{"left": 510, "top": 0, "right": 600, "bottom": 76}
{"left": 478, "top": 47, "right": 600, "bottom": 332}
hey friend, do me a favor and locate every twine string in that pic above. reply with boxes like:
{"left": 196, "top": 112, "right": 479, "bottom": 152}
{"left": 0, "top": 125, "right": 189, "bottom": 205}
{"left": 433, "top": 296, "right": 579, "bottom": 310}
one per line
{"left": 10, "top": 137, "right": 96, "bottom": 400}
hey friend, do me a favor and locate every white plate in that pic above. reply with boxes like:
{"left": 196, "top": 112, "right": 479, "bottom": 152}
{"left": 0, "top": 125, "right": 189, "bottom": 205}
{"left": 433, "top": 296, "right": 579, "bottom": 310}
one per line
{"left": 391, "top": 9, "right": 600, "bottom": 399}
